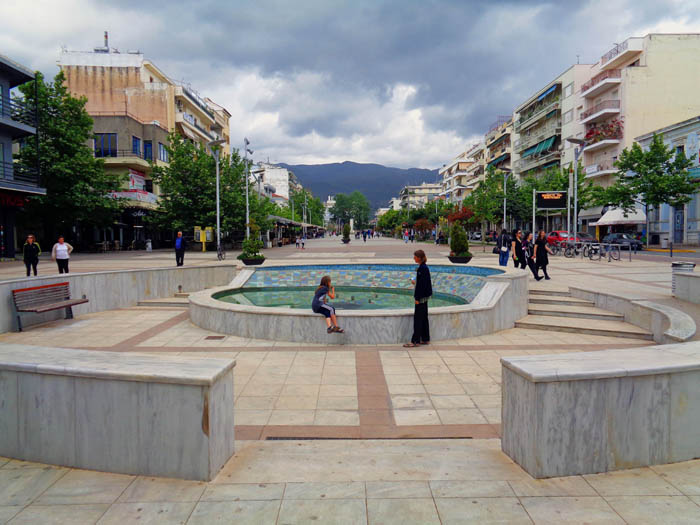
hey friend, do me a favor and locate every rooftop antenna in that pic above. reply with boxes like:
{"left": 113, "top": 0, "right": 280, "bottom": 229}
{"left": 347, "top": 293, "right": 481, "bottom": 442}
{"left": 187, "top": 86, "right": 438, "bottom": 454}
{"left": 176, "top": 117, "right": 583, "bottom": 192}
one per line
{"left": 576, "top": 54, "right": 580, "bottom": 64}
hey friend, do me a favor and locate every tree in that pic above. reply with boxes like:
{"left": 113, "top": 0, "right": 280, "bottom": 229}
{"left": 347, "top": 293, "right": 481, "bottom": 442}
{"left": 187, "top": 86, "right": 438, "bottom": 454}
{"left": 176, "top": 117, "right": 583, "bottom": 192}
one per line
{"left": 377, "top": 209, "right": 402, "bottom": 234}
{"left": 466, "top": 168, "right": 503, "bottom": 251}
{"left": 594, "top": 134, "right": 698, "bottom": 247}
{"left": 15, "top": 71, "right": 125, "bottom": 244}
{"left": 413, "top": 218, "right": 433, "bottom": 240}
{"left": 288, "top": 188, "right": 324, "bottom": 226}
{"left": 330, "top": 191, "right": 371, "bottom": 228}
{"left": 150, "top": 134, "right": 273, "bottom": 238}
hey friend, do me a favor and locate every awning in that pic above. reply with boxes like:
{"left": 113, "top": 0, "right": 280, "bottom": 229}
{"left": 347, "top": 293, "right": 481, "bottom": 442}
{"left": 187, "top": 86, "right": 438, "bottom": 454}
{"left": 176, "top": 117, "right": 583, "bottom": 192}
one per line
{"left": 488, "top": 134, "right": 508, "bottom": 148}
{"left": 591, "top": 207, "right": 647, "bottom": 226}
{"left": 521, "top": 145, "right": 538, "bottom": 158}
{"left": 536, "top": 85, "right": 557, "bottom": 101}
{"left": 488, "top": 153, "right": 510, "bottom": 167}
{"left": 578, "top": 205, "right": 604, "bottom": 220}
{"left": 545, "top": 109, "right": 558, "bottom": 119}
{"left": 177, "top": 123, "right": 197, "bottom": 141}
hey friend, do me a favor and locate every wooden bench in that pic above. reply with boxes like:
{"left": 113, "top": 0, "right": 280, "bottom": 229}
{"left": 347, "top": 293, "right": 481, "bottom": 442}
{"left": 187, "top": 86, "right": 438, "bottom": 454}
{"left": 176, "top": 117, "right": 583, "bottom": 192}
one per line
{"left": 12, "top": 282, "right": 89, "bottom": 331}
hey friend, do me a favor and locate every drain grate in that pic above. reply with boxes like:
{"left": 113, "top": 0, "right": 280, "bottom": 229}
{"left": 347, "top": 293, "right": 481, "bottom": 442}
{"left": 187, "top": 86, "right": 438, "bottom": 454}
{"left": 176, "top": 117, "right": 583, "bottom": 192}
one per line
{"left": 205, "top": 335, "right": 226, "bottom": 340}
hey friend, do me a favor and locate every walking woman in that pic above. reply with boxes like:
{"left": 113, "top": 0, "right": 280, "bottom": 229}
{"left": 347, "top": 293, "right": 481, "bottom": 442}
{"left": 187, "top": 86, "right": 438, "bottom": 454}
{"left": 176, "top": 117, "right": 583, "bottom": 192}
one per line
{"left": 51, "top": 236, "right": 74, "bottom": 274}
{"left": 523, "top": 232, "right": 542, "bottom": 280}
{"left": 22, "top": 234, "right": 41, "bottom": 277}
{"left": 511, "top": 229, "right": 526, "bottom": 269}
{"left": 404, "top": 249, "right": 432, "bottom": 347}
{"left": 534, "top": 230, "right": 553, "bottom": 280}
{"left": 496, "top": 229, "right": 510, "bottom": 266}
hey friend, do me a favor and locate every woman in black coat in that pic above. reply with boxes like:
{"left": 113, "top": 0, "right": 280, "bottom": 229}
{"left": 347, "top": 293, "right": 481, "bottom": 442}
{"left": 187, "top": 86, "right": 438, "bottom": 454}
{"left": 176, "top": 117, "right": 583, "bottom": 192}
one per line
{"left": 404, "top": 249, "right": 432, "bottom": 347}
{"left": 534, "top": 230, "right": 553, "bottom": 280}
{"left": 511, "top": 229, "right": 526, "bottom": 269}
{"left": 22, "top": 234, "right": 41, "bottom": 277}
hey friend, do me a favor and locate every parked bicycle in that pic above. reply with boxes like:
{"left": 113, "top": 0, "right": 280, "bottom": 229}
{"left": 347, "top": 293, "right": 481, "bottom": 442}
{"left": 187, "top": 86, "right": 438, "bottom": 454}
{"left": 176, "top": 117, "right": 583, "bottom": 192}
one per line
{"left": 217, "top": 244, "right": 226, "bottom": 261}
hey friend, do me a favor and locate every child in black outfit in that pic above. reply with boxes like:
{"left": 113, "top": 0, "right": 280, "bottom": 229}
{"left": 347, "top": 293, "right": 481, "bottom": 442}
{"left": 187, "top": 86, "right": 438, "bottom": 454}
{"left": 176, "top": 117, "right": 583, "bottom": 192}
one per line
{"left": 312, "top": 276, "right": 344, "bottom": 333}
{"left": 404, "top": 249, "right": 432, "bottom": 347}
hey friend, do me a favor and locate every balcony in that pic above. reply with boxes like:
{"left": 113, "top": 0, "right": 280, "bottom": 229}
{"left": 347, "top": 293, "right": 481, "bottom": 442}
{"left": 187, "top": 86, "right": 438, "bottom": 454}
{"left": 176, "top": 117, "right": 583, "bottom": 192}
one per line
{"left": 0, "top": 94, "right": 36, "bottom": 138}
{"left": 175, "top": 85, "right": 216, "bottom": 122}
{"left": 581, "top": 69, "right": 622, "bottom": 98}
{"left": 515, "top": 150, "right": 561, "bottom": 173}
{"left": 516, "top": 120, "right": 561, "bottom": 152}
{"left": 94, "top": 149, "right": 154, "bottom": 168}
{"left": 514, "top": 99, "right": 560, "bottom": 133}
{"left": 583, "top": 122, "right": 623, "bottom": 153}
{"left": 600, "top": 38, "right": 643, "bottom": 70}
{"left": 0, "top": 161, "right": 44, "bottom": 193}
{"left": 176, "top": 112, "right": 214, "bottom": 141}
{"left": 584, "top": 161, "right": 617, "bottom": 179}
{"left": 583, "top": 139, "right": 621, "bottom": 153}
{"left": 580, "top": 100, "right": 620, "bottom": 124}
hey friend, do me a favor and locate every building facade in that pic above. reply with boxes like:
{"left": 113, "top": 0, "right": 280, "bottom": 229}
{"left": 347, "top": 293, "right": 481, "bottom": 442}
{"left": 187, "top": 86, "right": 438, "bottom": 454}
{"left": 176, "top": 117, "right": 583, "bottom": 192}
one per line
{"left": 250, "top": 162, "right": 301, "bottom": 204}
{"left": 439, "top": 150, "right": 474, "bottom": 205}
{"left": 636, "top": 116, "right": 700, "bottom": 245}
{"left": 484, "top": 116, "right": 513, "bottom": 173}
{"left": 399, "top": 182, "right": 441, "bottom": 210}
{"left": 0, "top": 54, "right": 45, "bottom": 259}
{"left": 58, "top": 35, "right": 231, "bottom": 246}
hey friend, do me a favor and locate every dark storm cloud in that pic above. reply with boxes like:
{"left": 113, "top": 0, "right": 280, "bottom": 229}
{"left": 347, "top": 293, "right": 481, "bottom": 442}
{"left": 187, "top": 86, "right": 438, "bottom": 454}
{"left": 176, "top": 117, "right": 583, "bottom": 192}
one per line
{"left": 94, "top": 0, "right": 700, "bottom": 140}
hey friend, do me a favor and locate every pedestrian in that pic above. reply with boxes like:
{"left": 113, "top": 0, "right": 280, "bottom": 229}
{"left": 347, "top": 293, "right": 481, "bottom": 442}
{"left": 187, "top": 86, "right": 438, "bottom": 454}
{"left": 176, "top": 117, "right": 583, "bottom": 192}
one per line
{"left": 362, "top": 231, "right": 367, "bottom": 242}
{"left": 534, "top": 230, "right": 553, "bottom": 280}
{"left": 22, "top": 234, "right": 41, "bottom": 277}
{"left": 496, "top": 229, "right": 510, "bottom": 267}
{"left": 523, "top": 232, "right": 542, "bottom": 280}
{"left": 51, "top": 235, "right": 73, "bottom": 274}
{"left": 511, "top": 229, "right": 526, "bottom": 269}
{"left": 311, "top": 275, "right": 344, "bottom": 333}
{"left": 301, "top": 234, "right": 306, "bottom": 250}
{"left": 404, "top": 249, "right": 432, "bottom": 347}
{"left": 174, "top": 231, "right": 186, "bottom": 267}
{"left": 295, "top": 236, "right": 300, "bottom": 248}
{"left": 404, "top": 230, "right": 409, "bottom": 243}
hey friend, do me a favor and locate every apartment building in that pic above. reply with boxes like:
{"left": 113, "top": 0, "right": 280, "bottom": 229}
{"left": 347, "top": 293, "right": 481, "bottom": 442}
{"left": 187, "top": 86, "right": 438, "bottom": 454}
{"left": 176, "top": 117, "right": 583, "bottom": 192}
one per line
{"left": 512, "top": 64, "right": 591, "bottom": 181}
{"left": 0, "top": 54, "right": 45, "bottom": 258}
{"left": 462, "top": 143, "right": 486, "bottom": 196}
{"left": 250, "top": 162, "right": 302, "bottom": 205}
{"left": 59, "top": 34, "right": 231, "bottom": 246}
{"left": 389, "top": 197, "right": 402, "bottom": 211}
{"left": 484, "top": 116, "right": 513, "bottom": 172}
{"left": 439, "top": 150, "right": 475, "bottom": 205}
{"left": 579, "top": 34, "right": 700, "bottom": 188}
{"left": 636, "top": 115, "right": 700, "bottom": 245}
{"left": 399, "top": 182, "right": 441, "bottom": 210}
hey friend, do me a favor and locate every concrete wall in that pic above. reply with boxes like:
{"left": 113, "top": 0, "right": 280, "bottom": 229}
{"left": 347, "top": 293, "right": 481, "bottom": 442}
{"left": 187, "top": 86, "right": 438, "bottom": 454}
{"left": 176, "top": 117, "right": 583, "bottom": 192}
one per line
{"left": 675, "top": 272, "right": 700, "bottom": 305}
{"left": 0, "top": 265, "right": 237, "bottom": 333}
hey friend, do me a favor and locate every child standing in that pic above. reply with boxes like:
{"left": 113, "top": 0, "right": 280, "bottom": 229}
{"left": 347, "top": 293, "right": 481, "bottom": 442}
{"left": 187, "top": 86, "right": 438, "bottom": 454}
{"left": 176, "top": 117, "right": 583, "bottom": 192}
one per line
{"left": 404, "top": 249, "right": 432, "bottom": 347}
{"left": 312, "top": 276, "right": 345, "bottom": 334}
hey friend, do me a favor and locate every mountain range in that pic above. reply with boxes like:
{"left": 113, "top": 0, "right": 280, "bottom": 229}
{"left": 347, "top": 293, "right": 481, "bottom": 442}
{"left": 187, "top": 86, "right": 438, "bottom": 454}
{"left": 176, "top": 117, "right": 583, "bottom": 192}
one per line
{"left": 280, "top": 161, "right": 439, "bottom": 210}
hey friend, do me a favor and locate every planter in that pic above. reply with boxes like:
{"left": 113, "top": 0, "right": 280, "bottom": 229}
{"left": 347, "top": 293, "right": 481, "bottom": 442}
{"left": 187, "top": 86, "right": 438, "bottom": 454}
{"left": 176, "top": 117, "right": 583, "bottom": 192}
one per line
{"left": 241, "top": 258, "right": 265, "bottom": 266}
{"left": 448, "top": 256, "right": 472, "bottom": 264}
{"left": 342, "top": 239, "right": 351, "bottom": 244}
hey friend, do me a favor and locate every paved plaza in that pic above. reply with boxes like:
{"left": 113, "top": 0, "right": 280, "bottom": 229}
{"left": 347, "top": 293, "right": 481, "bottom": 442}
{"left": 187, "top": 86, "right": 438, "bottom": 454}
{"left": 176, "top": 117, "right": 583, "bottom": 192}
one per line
{"left": 1, "top": 237, "right": 700, "bottom": 523}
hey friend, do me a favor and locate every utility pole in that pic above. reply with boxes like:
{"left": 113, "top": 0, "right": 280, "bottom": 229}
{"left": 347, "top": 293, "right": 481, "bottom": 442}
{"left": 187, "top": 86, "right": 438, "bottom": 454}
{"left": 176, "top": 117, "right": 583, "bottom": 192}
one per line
{"left": 243, "top": 138, "right": 253, "bottom": 239}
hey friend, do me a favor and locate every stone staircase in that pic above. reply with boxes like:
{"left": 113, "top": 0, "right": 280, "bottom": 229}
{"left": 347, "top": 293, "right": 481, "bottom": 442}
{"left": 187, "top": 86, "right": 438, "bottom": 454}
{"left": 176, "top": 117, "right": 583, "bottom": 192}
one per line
{"left": 516, "top": 289, "right": 654, "bottom": 340}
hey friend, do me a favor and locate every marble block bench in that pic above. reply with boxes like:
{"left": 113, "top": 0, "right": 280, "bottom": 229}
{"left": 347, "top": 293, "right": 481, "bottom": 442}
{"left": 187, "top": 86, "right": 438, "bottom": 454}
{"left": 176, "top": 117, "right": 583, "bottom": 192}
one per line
{"left": 501, "top": 341, "right": 700, "bottom": 479}
{"left": 0, "top": 344, "right": 235, "bottom": 481}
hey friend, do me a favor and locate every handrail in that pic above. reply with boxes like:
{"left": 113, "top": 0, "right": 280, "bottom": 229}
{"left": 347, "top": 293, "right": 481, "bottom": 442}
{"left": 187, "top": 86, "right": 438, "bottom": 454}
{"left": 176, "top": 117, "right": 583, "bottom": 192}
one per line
{"left": 0, "top": 161, "right": 39, "bottom": 185}
{"left": 0, "top": 94, "right": 36, "bottom": 128}
{"left": 581, "top": 100, "right": 620, "bottom": 121}
{"left": 581, "top": 69, "right": 621, "bottom": 93}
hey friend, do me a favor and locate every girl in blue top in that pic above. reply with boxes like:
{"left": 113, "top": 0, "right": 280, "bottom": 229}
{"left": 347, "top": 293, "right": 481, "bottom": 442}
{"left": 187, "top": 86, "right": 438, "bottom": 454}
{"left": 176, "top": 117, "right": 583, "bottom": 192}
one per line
{"left": 312, "top": 276, "right": 345, "bottom": 334}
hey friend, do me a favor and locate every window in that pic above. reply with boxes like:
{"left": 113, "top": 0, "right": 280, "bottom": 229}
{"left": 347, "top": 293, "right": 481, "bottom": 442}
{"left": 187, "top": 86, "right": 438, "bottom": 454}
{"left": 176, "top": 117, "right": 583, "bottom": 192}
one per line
{"left": 158, "top": 142, "right": 169, "bottom": 162}
{"left": 563, "top": 83, "right": 573, "bottom": 99}
{"left": 144, "top": 141, "right": 152, "bottom": 161}
{"left": 144, "top": 179, "right": 153, "bottom": 193}
{"left": 676, "top": 145, "right": 685, "bottom": 157}
{"left": 94, "top": 133, "right": 117, "bottom": 157}
{"left": 132, "top": 136, "right": 141, "bottom": 156}
{"left": 563, "top": 109, "right": 573, "bottom": 124}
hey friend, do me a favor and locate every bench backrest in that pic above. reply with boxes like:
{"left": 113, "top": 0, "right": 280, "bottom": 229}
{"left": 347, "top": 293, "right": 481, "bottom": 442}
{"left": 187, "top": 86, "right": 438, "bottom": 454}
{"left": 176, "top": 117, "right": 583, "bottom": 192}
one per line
{"left": 12, "top": 282, "right": 72, "bottom": 309}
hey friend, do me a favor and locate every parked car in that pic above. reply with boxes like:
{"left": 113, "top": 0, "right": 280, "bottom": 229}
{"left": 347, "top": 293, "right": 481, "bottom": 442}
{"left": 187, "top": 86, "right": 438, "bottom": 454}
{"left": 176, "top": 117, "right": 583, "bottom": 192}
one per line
{"left": 602, "top": 233, "right": 643, "bottom": 250}
{"left": 546, "top": 231, "right": 582, "bottom": 246}
{"left": 576, "top": 231, "right": 595, "bottom": 242}
{"left": 470, "top": 232, "right": 482, "bottom": 241}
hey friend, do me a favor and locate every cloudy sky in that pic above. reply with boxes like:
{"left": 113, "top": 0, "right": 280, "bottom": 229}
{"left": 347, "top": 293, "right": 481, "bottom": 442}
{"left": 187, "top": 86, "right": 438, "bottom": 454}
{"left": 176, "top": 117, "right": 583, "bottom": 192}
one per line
{"left": 3, "top": 0, "right": 700, "bottom": 168}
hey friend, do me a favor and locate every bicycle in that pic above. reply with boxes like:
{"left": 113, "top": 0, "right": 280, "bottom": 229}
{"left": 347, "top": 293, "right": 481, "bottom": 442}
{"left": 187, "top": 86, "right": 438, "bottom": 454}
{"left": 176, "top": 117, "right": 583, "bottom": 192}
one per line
{"left": 564, "top": 241, "right": 580, "bottom": 258}
{"left": 217, "top": 244, "right": 226, "bottom": 261}
{"left": 608, "top": 243, "right": 620, "bottom": 261}
{"left": 549, "top": 242, "right": 561, "bottom": 256}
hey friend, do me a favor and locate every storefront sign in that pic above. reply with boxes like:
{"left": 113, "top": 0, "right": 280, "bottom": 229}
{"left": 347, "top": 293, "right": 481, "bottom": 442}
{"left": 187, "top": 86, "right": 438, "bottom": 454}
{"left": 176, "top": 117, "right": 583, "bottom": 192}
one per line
{"left": 128, "top": 169, "right": 147, "bottom": 191}
{"left": 0, "top": 192, "right": 28, "bottom": 208}
{"left": 110, "top": 190, "right": 158, "bottom": 204}
{"left": 536, "top": 191, "right": 567, "bottom": 209}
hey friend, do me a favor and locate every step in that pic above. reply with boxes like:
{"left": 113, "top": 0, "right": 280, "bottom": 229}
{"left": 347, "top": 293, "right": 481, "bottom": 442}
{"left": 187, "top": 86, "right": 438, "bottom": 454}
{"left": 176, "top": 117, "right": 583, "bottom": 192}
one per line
{"left": 137, "top": 298, "right": 189, "bottom": 307}
{"left": 529, "top": 289, "right": 571, "bottom": 297}
{"left": 527, "top": 303, "right": 624, "bottom": 322}
{"left": 174, "top": 292, "right": 190, "bottom": 298}
{"left": 515, "top": 315, "right": 654, "bottom": 340}
{"left": 528, "top": 295, "right": 595, "bottom": 307}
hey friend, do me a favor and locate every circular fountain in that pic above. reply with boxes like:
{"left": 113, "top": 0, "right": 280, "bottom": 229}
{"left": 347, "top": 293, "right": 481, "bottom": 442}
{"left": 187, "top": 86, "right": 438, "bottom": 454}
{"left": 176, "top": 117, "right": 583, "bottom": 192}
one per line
{"left": 188, "top": 263, "right": 528, "bottom": 344}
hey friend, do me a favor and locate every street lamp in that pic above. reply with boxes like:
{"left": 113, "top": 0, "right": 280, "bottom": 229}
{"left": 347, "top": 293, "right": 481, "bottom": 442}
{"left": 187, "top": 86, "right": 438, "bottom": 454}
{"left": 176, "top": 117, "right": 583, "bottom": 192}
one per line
{"left": 207, "top": 138, "right": 227, "bottom": 254}
{"left": 566, "top": 138, "right": 585, "bottom": 238}
{"left": 242, "top": 138, "right": 254, "bottom": 239}
{"left": 501, "top": 168, "right": 512, "bottom": 230}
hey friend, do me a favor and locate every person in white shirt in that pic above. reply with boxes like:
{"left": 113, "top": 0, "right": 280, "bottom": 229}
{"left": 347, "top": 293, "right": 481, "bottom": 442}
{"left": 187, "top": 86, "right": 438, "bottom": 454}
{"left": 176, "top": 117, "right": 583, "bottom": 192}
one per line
{"left": 51, "top": 236, "right": 74, "bottom": 274}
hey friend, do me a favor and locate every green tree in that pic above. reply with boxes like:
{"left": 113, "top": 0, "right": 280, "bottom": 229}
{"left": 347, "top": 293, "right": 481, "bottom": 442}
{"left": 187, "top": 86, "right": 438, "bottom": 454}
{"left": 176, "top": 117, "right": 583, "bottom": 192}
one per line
{"left": 593, "top": 134, "right": 698, "bottom": 246}
{"left": 150, "top": 134, "right": 273, "bottom": 237}
{"left": 377, "top": 209, "right": 402, "bottom": 234}
{"left": 15, "top": 71, "right": 125, "bottom": 242}
{"left": 330, "top": 191, "right": 371, "bottom": 228}
{"left": 465, "top": 168, "right": 504, "bottom": 250}
{"left": 288, "top": 188, "right": 324, "bottom": 226}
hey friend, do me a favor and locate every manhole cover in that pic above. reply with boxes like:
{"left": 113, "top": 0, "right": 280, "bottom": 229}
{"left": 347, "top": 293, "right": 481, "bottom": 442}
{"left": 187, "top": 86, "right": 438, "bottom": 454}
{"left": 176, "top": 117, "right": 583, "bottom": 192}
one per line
{"left": 205, "top": 335, "right": 226, "bottom": 340}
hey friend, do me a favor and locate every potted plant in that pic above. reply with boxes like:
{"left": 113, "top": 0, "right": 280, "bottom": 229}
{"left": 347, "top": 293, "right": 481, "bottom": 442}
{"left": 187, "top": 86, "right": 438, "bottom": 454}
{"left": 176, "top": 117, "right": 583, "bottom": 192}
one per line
{"left": 342, "top": 223, "right": 351, "bottom": 244}
{"left": 448, "top": 224, "right": 472, "bottom": 264}
{"left": 237, "top": 221, "right": 265, "bottom": 265}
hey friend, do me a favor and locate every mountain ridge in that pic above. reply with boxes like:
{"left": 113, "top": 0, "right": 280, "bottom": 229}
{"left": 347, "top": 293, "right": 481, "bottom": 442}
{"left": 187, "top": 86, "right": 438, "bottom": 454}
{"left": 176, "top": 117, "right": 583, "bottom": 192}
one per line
{"left": 279, "top": 161, "right": 439, "bottom": 210}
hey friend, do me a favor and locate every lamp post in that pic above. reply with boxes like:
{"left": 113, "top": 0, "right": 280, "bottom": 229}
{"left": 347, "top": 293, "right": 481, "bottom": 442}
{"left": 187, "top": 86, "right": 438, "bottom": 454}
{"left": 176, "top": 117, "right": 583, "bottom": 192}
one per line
{"left": 501, "top": 168, "right": 512, "bottom": 230}
{"left": 566, "top": 138, "right": 585, "bottom": 238}
{"left": 207, "top": 138, "right": 227, "bottom": 254}
{"left": 243, "top": 138, "right": 254, "bottom": 239}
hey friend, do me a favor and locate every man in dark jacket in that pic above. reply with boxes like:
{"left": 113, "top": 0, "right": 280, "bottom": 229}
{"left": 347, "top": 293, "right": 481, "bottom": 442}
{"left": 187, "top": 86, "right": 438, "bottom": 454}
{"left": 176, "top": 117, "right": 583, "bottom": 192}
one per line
{"left": 175, "top": 231, "right": 186, "bottom": 266}
{"left": 23, "top": 234, "right": 41, "bottom": 276}
{"left": 405, "top": 249, "right": 432, "bottom": 347}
